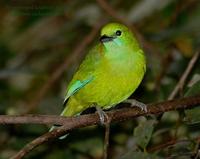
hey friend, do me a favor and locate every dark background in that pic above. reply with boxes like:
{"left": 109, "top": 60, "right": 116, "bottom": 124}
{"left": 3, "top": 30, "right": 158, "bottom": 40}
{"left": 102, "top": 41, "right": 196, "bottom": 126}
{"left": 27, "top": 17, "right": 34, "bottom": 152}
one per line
{"left": 0, "top": 0, "right": 200, "bottom": 158}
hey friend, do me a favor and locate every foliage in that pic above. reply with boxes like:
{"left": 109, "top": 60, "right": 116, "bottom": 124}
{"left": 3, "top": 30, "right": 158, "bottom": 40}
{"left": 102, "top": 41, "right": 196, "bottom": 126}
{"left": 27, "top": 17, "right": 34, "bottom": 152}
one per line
{"left": 0, "top": 0, "right": 200, "bottom": 158}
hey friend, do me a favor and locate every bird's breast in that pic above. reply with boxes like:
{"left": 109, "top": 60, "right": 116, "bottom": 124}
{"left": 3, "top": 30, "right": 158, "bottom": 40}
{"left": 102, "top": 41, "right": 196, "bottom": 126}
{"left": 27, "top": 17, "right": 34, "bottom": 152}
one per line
{"left": 84, "top": 57, "right": 144, "bottom": 106}
{"left": 74, "top": 49, "right": 145, "bottom": 107}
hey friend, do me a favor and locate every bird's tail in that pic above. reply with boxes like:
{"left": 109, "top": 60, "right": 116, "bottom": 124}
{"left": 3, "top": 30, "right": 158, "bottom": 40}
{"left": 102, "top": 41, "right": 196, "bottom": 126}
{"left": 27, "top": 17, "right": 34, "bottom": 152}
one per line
{"left": 49, "top": 97, "right": 83, "bottom": 139}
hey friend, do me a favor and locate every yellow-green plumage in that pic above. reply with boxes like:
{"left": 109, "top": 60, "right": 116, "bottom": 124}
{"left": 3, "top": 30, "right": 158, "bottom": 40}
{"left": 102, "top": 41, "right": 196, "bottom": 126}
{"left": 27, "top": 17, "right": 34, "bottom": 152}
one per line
{"left": 61, "top": 23, "right": 146, "bottom": 117}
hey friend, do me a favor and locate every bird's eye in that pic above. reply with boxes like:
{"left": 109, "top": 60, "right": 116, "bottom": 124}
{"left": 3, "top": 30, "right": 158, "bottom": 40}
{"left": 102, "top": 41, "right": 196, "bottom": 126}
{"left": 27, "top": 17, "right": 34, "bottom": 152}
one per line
{"left": 116, "top": 30, "right": 122, "bottom": 36}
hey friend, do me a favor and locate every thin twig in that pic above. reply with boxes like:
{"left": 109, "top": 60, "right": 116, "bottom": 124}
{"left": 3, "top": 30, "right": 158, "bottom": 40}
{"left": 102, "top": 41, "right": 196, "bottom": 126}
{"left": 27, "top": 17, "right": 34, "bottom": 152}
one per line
{"left": 103, "top": 119, "right": 111, "bottom": 159}
{"left": 166, "top": 152, "right": 195, "bottom": 159}
{"left": 194, "top": 150, "right": 200, "bottom": 159}
{"left": 194, "top": 136, "right": 200, "bottom": 159}
{"left": 147, "top": 138, "right": 190, "bottom": 152}
{"left": 168, "top": 51, "right": 200, "bottom": 100}
{"left": 148, "top": 136, "right": 200, "bottom": 156}
{"left": 96, "top": 0, "right": 129, "bottom": 25}
{"left": 8, "top": 95, "right": 200, "bottom": 159}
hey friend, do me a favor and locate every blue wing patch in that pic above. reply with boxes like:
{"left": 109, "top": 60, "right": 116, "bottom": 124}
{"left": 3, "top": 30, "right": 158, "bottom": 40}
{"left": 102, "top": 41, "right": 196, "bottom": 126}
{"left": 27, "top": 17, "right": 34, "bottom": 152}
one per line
{"left": 63, "top": 76, "right": 94, "bottom": 105}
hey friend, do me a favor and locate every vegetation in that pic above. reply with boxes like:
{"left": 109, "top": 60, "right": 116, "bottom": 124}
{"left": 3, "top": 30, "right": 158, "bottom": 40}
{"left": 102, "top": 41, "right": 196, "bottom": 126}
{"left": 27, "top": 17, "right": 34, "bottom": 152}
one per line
{"left": 0, "top": 0, "right": 200, "bottom": 158}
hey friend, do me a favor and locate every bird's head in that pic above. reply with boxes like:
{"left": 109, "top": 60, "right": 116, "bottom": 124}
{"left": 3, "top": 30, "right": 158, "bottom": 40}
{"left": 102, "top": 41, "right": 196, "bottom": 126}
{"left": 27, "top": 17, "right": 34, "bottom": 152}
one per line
{"left": 100, "top": 23, "right": 138, "bottom": 48}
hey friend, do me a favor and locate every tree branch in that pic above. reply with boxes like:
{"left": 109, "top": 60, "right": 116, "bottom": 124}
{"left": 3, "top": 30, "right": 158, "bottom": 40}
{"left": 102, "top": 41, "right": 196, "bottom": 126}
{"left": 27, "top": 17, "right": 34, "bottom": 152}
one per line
{"left": 168, "top": 51, "right": 200, "bottom": 100}
{"left": 5, "top": 95, "right": 200, "bottom": 159}
{"left": 0, "top": 95, "right": 199, "bottom": 127}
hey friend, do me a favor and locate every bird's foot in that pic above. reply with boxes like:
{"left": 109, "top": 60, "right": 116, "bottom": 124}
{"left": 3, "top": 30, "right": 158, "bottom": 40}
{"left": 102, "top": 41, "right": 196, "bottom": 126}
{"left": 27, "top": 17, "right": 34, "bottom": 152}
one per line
{"left": 124, "top": 99, "right": 147, "bottom": 112}
{"left": 96, "top": 106, "right": 109, "bottom": 125}
{"left": 49, "top": 125, "right": 68, "bottom": 140}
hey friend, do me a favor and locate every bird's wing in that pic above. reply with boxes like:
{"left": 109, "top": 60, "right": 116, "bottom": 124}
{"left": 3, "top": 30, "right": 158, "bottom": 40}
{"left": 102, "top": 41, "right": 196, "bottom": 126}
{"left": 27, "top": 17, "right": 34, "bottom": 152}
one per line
{"left": 63, "top": 76, "right": 94, "bottom": 105}
{"left": 63, "top": 44, "right": 102, "bottom": 105}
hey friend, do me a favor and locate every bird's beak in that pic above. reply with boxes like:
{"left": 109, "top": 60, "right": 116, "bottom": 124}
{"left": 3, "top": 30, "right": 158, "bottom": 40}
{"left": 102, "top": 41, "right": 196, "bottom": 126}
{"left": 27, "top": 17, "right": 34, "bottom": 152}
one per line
{"left": 100, "top": 35, "right": 115, "bottom": 43}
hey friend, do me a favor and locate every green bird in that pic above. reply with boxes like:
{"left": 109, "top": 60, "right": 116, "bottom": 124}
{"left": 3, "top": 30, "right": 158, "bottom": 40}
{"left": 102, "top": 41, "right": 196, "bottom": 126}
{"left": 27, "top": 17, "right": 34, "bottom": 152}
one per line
{"left": 51, "top": 23, "right": 146, "bottom": 133}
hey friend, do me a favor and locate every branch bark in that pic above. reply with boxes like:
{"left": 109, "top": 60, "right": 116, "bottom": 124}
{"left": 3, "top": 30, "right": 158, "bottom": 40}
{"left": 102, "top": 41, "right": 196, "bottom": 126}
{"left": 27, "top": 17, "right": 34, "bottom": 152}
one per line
{"left": 5, "top": 95, "right": 200, "bottom": 159}
{"left": 0, "top": 95, "right": 199, "bottom": 126}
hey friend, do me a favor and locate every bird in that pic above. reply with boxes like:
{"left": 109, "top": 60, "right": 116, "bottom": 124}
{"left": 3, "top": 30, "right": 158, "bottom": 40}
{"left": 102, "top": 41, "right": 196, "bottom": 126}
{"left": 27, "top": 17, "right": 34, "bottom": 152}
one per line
{"left": 50, "top": 22, "right": 146, "bottom": 135}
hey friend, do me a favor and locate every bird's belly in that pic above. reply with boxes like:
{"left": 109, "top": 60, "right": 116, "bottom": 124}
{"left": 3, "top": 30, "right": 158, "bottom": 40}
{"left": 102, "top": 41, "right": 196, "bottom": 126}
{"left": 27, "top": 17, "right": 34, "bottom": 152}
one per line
{"left": 74, "top": 70, "right": 143, "bottom": 109}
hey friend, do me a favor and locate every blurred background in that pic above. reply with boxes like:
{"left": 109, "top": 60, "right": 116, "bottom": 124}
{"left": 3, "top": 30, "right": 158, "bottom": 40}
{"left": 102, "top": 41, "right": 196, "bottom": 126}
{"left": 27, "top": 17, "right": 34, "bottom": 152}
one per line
{"left": 0, "top": 0, "right": 200, "bottom": 158}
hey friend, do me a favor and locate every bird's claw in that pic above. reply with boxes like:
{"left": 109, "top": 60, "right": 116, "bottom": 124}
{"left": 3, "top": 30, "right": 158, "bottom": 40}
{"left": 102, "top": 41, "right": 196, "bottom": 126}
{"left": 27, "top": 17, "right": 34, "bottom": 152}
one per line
{"left": 96, "top": 106, "right": 109, "bottom": 125}
{"left": 124, "top": 99, "right": 147, "bottom": 112}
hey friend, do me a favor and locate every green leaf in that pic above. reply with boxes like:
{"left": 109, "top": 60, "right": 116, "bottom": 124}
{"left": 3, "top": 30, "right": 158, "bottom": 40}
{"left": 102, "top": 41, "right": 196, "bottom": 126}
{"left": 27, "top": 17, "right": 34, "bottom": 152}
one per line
{"left": 134, "top": 120, "right": 156, "bottom": 149}
{"left": 69, "top": 137, "right": 103, "bottom": 157}
{"left": 185, "top": 80, "right": 200, "bottom": 97}
{"left": 184, "top": 80, "right": 200, "bottom": 124}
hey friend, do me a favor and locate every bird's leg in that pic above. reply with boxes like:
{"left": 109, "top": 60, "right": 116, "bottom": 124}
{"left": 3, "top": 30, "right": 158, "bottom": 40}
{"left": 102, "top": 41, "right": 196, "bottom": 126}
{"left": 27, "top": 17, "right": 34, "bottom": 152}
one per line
{"left": 95, "top": 106, "right": 109, "bottom": 125}
{"left": 124, "top": 99, "right": 147, "bottom": 112}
